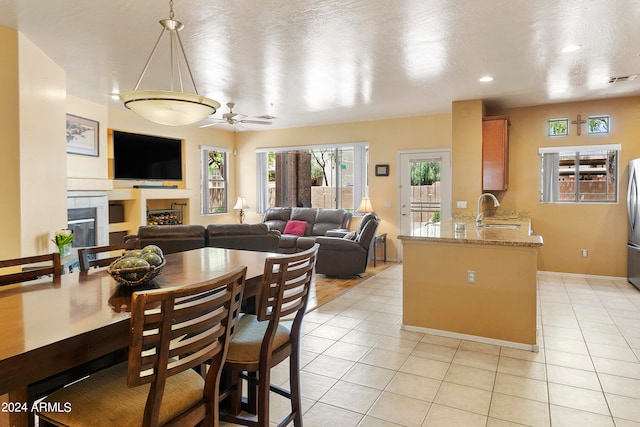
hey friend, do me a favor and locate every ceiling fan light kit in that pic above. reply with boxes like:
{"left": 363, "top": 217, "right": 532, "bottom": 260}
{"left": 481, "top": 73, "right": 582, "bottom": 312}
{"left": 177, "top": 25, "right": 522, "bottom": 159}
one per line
{"left": 120, "top": 0, "right": 220, "bottom": 126}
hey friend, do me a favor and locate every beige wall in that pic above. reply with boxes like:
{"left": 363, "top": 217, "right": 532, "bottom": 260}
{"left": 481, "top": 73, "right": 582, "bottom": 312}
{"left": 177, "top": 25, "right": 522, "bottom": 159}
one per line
{"left": 0, "top": 26, "right": 21, "bottom": 259}
{"left": 451, "top": 99, "right": 485, "bottom": 206}
{"left": 67, "top": 95, "right": 109, "bottom": 182}
{"left": 0, "top": 26, "right": 68, "bottom": 258}
{"left": 233, "top": 114, "right": 453, "bottom": 258}
{"left": 18, "top": 33, "right": 68, "bottom": 256}
{"left": 494, "top": 97, "right": 640, "bottom": 276}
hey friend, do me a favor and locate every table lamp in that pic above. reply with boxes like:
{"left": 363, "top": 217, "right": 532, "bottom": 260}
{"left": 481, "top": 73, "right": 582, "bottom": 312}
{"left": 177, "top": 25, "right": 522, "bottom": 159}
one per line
{"left": 233, "top": 196, "right": 249, "bottom": 224}
{"left": 357, "top": 197, "right": 373, "bottom": 214}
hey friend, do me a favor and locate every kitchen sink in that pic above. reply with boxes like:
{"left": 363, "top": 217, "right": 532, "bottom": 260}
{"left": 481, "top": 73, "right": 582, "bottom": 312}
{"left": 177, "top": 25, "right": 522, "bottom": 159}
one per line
{"left": 483, "top": 223, "right": 521, "bottom": 230}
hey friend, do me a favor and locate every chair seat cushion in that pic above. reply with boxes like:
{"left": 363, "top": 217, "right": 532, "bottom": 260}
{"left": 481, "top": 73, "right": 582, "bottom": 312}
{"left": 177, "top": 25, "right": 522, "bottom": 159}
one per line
{"left": 37, "top": 362, "right": 204, "bottom": 427}
{"left": 225, "top": 314, "right": 291, "bottom": 364}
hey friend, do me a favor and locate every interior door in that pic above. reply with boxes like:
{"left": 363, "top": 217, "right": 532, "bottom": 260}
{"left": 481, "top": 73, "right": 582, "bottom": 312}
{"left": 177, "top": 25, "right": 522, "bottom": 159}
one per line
{"left": 398, "top": 150, "right": 451, "bottom": 259}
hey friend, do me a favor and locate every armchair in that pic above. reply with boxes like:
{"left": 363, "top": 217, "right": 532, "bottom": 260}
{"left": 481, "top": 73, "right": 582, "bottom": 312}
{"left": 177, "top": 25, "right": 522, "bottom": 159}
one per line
{"left": 315, "top": 213, "right": 380, "bottom": 277}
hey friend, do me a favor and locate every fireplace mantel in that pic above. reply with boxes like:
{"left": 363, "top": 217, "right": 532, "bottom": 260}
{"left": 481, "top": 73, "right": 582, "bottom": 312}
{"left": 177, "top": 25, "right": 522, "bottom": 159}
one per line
{"left": 67, "top": 178, "right": 112, "bottom": 192}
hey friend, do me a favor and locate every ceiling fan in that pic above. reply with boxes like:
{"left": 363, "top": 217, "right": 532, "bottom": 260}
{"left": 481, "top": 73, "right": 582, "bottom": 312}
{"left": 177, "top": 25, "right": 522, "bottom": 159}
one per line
{"left": 199, "top": 102, "right": 274, "bottom": 128}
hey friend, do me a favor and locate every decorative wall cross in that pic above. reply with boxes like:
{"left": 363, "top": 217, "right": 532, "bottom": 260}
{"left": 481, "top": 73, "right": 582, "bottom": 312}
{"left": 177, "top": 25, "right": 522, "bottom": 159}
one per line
{"left": 571, "top": 114, "right": 587, "bottom": 136}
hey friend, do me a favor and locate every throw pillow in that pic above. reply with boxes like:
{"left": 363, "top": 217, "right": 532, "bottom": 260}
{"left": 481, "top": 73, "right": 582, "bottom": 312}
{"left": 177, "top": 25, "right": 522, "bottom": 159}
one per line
{"left": 283, "top": 220, "right": 307, "bottom": 236}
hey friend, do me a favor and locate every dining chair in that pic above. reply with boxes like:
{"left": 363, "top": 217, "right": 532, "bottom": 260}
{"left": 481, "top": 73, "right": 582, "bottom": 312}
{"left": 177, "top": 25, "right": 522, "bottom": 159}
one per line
{"left": 37, "top": 265, "right": 247, "bottom": 427}
{"left": 0, "top": 252, "right": 62, "bottom": 286}
{"left": 219, "top": 244, "right": 318, "bottom": 427}
{"left": 78, "top": 241, "right": 137, "bottom": 271}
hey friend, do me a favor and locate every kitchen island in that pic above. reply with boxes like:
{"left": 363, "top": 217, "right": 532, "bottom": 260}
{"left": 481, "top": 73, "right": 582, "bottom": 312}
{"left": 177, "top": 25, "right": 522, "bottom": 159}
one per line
{"left": 398, "top": 215, "right": 543, "bottom": 350}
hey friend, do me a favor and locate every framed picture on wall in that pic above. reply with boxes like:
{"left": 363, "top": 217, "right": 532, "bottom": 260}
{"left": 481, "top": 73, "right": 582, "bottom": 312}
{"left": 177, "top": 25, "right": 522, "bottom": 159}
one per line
{"left": 375, "top": 164, "right": 389, "bottom": 176}
{"left": 66, "top": 114, "right": 99, "bottom": 156}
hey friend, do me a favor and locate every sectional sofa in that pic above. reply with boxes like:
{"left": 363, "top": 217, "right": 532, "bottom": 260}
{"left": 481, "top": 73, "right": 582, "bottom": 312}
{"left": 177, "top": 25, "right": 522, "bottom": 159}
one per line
{"left": 261, "top": 207, "right": 352, "bottom": 253}
{"left": 123, "top": 223, "right": 280, "bottom": 254}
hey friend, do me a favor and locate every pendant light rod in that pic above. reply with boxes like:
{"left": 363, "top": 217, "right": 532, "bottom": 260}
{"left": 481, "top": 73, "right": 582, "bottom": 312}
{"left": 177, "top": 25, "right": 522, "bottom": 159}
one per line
{"left": 132, "top": 26, "right": 167, "bottom": 91}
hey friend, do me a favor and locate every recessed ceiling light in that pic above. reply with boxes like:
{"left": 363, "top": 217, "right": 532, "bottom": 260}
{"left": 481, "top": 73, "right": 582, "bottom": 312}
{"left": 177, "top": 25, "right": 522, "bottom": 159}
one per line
{"left": 109, "top": 92, "right": 120, "bottom": 100}
{"left": 479, "top": 76, "right": 494, "bottom": 82}
{"left": 560, "top": 45, "right": 582, "bottom": 53}
{"left": 551, "top": 88, "right": 567, "bottom": 94}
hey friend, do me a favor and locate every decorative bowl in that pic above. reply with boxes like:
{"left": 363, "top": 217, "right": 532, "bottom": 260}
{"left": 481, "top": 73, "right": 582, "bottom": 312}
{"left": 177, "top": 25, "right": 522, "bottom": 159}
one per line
{"left": 107, "top": 256, "right": 166, "bottom": 287}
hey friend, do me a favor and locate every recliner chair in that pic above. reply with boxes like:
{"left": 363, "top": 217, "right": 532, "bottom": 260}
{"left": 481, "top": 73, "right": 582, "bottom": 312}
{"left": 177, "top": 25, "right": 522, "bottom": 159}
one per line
{"left": 314, "top": 213, "right": 380, "bottom": 277}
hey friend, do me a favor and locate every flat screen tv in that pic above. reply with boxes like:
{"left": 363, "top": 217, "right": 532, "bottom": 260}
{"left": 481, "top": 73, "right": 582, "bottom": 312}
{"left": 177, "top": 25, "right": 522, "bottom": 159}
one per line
{"left": 112, "top": 131, "right": 183, "bottom": 181}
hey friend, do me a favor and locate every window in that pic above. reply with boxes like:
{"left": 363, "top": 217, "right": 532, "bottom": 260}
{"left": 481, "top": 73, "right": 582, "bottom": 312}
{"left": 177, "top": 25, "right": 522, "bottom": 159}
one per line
{"left": 256, "top": 143, "right": 368, "bottom": 214}
{"left": 201, "top": 147, "right": 229, "bottom": 214}
{"left": 539, "top": 144, "right": 620, "bottom": 203}
{"left": 587, "top": 116, "right": 610, "bottom": 134}
{"left": 548, "top": 118, "right": 569, "bottom": 136}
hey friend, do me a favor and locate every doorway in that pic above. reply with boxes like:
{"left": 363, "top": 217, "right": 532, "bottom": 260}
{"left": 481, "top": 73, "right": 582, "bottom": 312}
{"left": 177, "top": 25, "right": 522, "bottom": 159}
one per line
{"left": 398, "top": 150, "right": 451, "bottom": 259}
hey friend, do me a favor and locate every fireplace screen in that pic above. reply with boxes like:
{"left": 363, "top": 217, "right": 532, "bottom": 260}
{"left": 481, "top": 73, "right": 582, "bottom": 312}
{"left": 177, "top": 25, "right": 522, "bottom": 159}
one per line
{"left": 67, "top": 208, "right": 97, "bottom": 248}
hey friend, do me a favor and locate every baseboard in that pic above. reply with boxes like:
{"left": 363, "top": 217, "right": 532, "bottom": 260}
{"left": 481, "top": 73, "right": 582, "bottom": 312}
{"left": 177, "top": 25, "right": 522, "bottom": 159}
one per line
{"left": 401, "top": 324, "right": 539, "bottom": 353}
{"left": 537, "top": 270, "right": 626, "bottom": 281}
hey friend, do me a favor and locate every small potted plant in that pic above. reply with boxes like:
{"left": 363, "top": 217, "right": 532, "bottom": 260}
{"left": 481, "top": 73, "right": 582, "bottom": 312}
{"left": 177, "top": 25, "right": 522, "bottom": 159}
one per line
{"left": 52, "top": 229, "right": 74, "bottom": 258}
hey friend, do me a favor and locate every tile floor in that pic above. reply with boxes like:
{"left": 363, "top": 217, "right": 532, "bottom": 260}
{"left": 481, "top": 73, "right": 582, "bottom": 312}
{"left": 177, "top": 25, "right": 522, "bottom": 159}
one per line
{"left": 222, "top": 265, "right": 640, "bottom": 427}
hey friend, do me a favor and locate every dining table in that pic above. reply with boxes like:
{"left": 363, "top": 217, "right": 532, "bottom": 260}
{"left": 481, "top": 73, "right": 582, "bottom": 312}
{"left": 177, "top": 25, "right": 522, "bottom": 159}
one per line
{"left": 0, "top": 247, "right": 280, "bottom": 427}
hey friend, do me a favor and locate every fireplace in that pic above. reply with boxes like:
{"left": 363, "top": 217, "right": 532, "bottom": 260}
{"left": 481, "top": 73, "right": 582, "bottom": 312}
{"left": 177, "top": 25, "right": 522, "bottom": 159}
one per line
{"left": 67, "top": 208, "right": 96, "bottom": 248}
{"left": 67, "top": 191, "right": 109, "bottom": 247}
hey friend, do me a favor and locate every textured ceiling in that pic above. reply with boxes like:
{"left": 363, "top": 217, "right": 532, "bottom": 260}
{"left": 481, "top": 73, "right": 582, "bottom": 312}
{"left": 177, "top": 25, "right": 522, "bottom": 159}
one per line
{"left": 1, "top": 0, "right": 639, "bottom": 130}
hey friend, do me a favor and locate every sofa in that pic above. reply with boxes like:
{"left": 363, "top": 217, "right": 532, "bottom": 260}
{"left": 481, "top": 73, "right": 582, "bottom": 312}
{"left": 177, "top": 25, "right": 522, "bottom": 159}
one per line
{"left": 262, "top": 207, "right": 352, "bottom": 253}
{"left": 315, "top": 213, "right": 381, "bottom": 277}
{"left": 123, "top": 225, "right": 207, "bottom": 255}
{"left": 124, "top": 223, "right": 281, "bottom": 254}
{"left": 206, "top": 223, "right": 280, "bottom": 252}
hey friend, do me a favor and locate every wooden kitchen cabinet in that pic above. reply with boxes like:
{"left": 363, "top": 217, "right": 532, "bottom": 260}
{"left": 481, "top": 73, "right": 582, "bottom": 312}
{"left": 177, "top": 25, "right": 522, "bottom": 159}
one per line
{"left": 482, "top": 115, "right": 511, "bottom": 191}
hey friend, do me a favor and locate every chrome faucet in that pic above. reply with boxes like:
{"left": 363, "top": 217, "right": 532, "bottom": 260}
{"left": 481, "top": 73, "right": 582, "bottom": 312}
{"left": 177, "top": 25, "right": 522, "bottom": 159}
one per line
{"left": 476, "top": 193, "right": 500, "bottom": 226}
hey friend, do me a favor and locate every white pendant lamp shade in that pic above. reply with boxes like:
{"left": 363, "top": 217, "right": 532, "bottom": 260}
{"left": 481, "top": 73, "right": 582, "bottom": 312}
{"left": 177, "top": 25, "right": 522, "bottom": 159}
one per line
{"left": 120, "top": 90, "right": 220, "bottom": 127}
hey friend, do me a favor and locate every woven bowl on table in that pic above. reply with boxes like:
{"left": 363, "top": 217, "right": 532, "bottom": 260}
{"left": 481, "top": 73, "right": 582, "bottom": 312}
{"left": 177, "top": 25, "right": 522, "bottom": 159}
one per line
{"left": 107, "top": 256, "right": 166, "bottom": 287}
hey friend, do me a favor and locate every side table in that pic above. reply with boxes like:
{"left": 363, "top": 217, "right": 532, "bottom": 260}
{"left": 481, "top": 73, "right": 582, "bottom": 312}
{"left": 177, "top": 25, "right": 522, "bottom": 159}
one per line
{"left": 372, "top": 233, "right": 387, "bottom": 267}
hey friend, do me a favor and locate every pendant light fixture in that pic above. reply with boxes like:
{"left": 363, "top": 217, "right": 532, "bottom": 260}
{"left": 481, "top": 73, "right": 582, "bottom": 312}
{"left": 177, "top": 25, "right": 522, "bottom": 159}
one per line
{"left": 119, "top": 0, "right": 220, "bottom": 126}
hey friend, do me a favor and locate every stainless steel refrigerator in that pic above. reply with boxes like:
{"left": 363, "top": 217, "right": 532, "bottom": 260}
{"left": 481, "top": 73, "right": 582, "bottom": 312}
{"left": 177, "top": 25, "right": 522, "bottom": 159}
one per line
{"left": 627, "top": 159, "right": 640, "bottom": 290}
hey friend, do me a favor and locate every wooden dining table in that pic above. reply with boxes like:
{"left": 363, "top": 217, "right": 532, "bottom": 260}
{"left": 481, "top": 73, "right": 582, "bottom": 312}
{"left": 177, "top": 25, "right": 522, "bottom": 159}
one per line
{"left": 0, "top": 247, "right": 279, "bottom": 427}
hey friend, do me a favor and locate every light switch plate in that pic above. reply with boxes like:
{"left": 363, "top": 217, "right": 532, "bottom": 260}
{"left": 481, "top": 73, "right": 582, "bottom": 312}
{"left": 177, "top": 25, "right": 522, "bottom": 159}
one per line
{"left": 456, "top": 201, "right": 467, "bottom": 209}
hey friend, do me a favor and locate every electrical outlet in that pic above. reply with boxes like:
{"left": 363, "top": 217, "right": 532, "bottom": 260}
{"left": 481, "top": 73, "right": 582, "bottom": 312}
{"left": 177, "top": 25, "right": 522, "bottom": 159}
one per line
{"left": 456, "top": 201, "right": 467, "bottom": 209}
{"left": 467, "top": 270, "right": 476, "bottom": 284}
{"left": 582, "top": 249, "right": 588, "bottom": 258}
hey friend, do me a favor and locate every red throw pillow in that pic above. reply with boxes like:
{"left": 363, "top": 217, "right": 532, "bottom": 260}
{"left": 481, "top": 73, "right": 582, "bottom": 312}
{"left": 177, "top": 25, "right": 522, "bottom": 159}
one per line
{"left": 283, "top": 220, "right": 307, "bottom": 236}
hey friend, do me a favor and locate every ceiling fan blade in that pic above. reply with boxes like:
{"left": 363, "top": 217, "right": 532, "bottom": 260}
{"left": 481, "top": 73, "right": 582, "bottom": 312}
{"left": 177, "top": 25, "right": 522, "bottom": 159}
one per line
{"left": 239, "top": 120, "right": 272, "bottom": 125}
{"left": 254, "top": 115, "right": 277, "bottom": 120}
{"left": 199, "top": 120, "right": 224, "bottom": 128}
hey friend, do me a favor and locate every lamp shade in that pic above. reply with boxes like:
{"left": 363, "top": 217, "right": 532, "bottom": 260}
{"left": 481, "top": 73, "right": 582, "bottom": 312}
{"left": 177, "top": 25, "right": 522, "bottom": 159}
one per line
{"left": 120, "top": 90, "right": 220, "bottom": 126}
{"left": 233, "top": 197, "right": 250, "bottom": 210}
{"left": 357, "top": 197, "right": 373, "bottom": 213}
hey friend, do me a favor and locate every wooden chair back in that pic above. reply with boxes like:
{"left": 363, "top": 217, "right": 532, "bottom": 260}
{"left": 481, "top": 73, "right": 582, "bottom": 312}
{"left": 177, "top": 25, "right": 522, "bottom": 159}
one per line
{"left": 219, "top": 245, "right": 318, "bottom": 425}
{"left": 258, "top": 244, "right": 318, "bottom": 354}
{"left": 0, "top": 253, "right": 62, "bottom": 286}
{"left": 128, "top": 266, "right": 246, "bottom": 427}
{"left": 78, "top": 241, "right": 137, "bottom": 271}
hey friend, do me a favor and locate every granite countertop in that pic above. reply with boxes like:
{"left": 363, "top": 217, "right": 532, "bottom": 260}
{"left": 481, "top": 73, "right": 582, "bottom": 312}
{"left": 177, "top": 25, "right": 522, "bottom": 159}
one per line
{"left": 398, "top": 212, "right": 544, "bottom": 248}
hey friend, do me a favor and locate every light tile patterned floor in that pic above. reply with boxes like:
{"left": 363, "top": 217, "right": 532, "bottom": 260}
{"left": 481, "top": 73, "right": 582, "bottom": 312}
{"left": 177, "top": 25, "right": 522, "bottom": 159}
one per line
{"left": 223, "top": 265, "right": 640, "bottom": 427}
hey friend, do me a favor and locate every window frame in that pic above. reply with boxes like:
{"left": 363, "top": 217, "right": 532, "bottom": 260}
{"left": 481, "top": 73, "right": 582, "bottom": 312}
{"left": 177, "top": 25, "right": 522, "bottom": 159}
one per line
{"left": 201, "top": 146, "right": 230, "bottom": 215}
{"left": 539, "top": 144, "right": 620, "bottom": 204}
{"left": 256, "top": 142, "right": 368, "bottom": 214}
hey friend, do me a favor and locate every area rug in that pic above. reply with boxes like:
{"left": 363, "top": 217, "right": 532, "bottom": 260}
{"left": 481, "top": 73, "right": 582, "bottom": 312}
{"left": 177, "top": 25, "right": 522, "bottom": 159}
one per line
{"left": 307, "top": 261, "right": 396, "bottom": 312}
